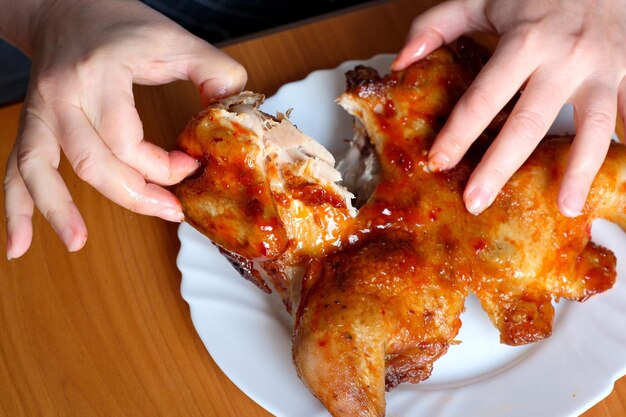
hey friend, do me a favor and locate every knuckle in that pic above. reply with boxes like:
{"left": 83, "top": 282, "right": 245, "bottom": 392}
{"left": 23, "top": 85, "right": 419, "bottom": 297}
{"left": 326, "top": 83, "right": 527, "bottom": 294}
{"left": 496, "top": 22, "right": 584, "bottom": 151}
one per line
{"left": 72, "top": 151, "right": 100, "bottom": 184}
{"left": 486, "top": 164, "right": 511, "bottom": 185}
{"left": 508, "top": 109, "right": 547, "bottom": 144}
{"left": 4, "top": 161, "right": 24, "bottom": 191}
{"left": 32, "top": 51, "right": 104, "bottom": 101}
{"left": 482, "top": 163, "right": 515, "bottom": 193}
{"left": 507, "top": 24, "right": 539, "bottom": 50}
{"left": 107, "top": 140, "right": 133, "bottom": 161}
{"left": 126, "top": 193, "right": 152, "bottom": 214}
{"left": 16, "top": 147, "right": 43, "bottom": 180}
{"left": 461, "top": 87, "right": 495, "bottom": 120}
{"left": 40, "top": 205, "right": 64, "bottom": 224}
{"left": 127, "top": 202, "right": 144, "bottom": 214}
{"left": 583, "top": 107, "right": 615, "bottom": 130}
{"left": 33, "top": 66, "right": 59, "bottom": 89}
{"left": 3, "top": 172, "right": 18, "bottom": 191}
{"left": 73, "top": 49, "right": 106, "bottom": 83}
{"left": 30, "top": 69, "right": 60, "bottom": 103}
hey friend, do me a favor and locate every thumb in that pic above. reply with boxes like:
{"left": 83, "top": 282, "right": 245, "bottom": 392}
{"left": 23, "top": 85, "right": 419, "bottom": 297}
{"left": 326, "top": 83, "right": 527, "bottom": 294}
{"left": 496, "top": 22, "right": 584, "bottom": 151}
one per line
{"left": 392, "top": 0, "right": 486, "bottom": 71}
{"left": 186, "top": 43, "right": 248, "bottom": 106}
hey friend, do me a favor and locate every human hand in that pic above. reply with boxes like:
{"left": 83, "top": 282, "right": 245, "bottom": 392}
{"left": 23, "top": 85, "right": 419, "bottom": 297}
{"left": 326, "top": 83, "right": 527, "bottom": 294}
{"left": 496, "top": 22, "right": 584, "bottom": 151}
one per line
{"left": 3, "top": 0, "right": 247, "bottom": 259}
{"left": 393, "top": 0, "right": 626, "bottom": 217}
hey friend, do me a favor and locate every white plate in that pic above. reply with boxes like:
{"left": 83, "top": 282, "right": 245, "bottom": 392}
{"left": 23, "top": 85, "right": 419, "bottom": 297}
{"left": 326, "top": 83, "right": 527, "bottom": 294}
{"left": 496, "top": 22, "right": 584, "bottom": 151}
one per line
{"left": 177, "top": 54, "right": 626, "bottom": 417}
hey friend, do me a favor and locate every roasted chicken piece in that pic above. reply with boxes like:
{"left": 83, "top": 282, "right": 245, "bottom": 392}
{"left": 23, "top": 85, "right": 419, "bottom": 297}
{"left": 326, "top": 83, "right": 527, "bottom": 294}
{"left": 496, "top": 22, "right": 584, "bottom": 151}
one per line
{"left": 174, "top": 40, "right": 626, "bottom": 417}
{"left": 293, "top": 43, "right": 626, "bottom": 416}
{"left": 174, "top": 92, "right": 355, "bottom": 310}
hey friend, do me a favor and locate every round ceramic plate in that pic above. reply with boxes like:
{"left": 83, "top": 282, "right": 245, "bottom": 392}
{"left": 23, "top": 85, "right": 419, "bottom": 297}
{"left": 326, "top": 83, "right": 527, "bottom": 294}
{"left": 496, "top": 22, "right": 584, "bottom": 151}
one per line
{"left": 177, "top": 54, "right": 626, "bottom": 417}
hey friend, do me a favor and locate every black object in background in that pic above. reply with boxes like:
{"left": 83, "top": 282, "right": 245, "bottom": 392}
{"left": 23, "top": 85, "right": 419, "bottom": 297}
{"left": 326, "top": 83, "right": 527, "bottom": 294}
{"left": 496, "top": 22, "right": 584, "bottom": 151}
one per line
{"left": 0, "top": 41, "right": 31, "bottom": 106}
{"left": 0, "top": 0, "right": 374, "bottom": 106}
{"left": 142, "top": 0, "right": 375, "bottom": 43}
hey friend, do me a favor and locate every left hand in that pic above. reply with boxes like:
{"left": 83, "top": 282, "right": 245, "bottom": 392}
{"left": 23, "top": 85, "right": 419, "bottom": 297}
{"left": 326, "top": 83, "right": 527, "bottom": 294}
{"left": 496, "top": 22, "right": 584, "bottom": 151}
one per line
{"left": 2, "top": 0, "right": 247, "bottom": 259}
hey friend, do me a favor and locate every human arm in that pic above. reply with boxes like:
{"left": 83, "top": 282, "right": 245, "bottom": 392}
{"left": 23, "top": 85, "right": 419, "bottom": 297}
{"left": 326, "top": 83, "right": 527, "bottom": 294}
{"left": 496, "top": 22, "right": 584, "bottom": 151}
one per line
{"left": 1, "top": 0, "right": 247, "bottom": 259}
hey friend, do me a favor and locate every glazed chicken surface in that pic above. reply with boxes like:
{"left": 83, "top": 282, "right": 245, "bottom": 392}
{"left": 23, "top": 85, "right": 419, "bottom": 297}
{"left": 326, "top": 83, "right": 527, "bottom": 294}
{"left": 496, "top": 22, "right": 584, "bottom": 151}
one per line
{"left": 174, "top": 92, "right": 355, "bottom": 311}
{"left": 174, "top": 40, "right": 626, "bottom": 417}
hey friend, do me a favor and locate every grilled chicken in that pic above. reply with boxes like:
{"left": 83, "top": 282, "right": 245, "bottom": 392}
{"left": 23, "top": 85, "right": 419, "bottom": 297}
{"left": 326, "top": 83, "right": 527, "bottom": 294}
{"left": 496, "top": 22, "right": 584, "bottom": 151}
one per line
{"left": 174, "top": 92, "right": 355, "bottom": 310}
{"left": 293, "top": 43, "right": 626, "bottom": 416}
{"left": 174, "top": 40, "right": 626, "bottom": 417}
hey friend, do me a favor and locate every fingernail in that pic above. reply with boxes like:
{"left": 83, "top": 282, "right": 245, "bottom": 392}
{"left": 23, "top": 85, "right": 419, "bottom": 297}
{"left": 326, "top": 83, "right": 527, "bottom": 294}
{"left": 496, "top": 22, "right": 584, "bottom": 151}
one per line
{"left": 159, "top": 208, "right": 184, "bottom": 222}
{"left": 61, "top": 228, "right": 87, "bottom": 252}
{"left": 69, "top": 233, "right": 87, "bottom": 252}
{"left": 391, "top": 56, "right": 406, "bottom": 71}
{"left": 428, "top": 152, "right": 450, "bottom": 172}
{"left": 465, "top": 185, "right": 493, "bottom": 216}
{"left": 6, "top": 230, "right": 26, "bottom": 260}
{"left": 559, "top": 192, "right": 584, "bottom": 218}
{"left": 6, "top": 248, "right": 22, "bottom": 260}
{"left": 174, "top": 150, "right": 200, "bottom": 168}
{"left": 7, "top": 244, "right": 24, "bottom": 260}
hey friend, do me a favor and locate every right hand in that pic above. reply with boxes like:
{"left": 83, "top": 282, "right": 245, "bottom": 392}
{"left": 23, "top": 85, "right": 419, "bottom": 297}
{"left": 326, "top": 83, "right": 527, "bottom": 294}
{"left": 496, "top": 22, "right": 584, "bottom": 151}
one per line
{"left": 3, "top": 0, "right": 247, "bottom": 259}
{"left": 393, "top": 0, "right": 626, "bottom": 218}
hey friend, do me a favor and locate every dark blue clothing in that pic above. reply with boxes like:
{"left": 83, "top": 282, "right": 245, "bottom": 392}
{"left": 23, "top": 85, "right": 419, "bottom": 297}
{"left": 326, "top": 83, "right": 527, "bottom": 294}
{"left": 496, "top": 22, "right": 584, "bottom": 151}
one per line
{"left": 0, "top": 0, "right": 373, "bottom": 105}
{"left": 0, "top": 41, "right": 30, "bottom": 106}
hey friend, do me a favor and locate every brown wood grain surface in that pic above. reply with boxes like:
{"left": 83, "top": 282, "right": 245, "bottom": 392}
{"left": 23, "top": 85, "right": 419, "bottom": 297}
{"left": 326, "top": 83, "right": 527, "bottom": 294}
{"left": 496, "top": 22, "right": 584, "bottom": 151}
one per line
{"left": 0, "top": 0, "right": 624, "bottom": 416}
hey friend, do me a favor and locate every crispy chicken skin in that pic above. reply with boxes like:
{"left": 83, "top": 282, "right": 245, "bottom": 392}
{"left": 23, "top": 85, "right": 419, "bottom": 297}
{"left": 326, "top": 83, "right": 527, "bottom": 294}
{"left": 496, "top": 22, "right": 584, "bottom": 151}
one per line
{"left": 174, "top": 92, "right": 355, "bottom": 307}
{"left": 292, "top": 46, "right": 477, "bottom": 416}
{"left": 174, "top": 40, "right": 626, "bottom": 417}
{"left": 293, "top": 43, "right": 626, "bottom": 416}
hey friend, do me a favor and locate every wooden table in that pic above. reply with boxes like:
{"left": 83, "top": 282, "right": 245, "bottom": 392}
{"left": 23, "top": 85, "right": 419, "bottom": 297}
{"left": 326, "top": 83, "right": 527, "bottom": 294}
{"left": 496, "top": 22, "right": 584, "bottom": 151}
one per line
{"left": 1, "top": 0, "right": 624, "bottom": 416}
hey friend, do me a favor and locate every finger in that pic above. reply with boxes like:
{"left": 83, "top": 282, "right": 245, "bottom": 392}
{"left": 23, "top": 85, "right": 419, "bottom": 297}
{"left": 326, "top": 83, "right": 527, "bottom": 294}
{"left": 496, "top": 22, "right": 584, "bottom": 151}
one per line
{"left": 188, "top": 43, "right": 248, "bottom": 105}
{"left": 463, "top": 69, "right": 574, "bottom": 215}
{"left": 427, "top": 36, "right": 543, "bottom": 171}
{"left": 128, "top": 28, "right": 246, "bottom": 105}
{"left": 93, "top": 75, "right": 200, "bottom": 185}
{"left": 15, "top": 110, "right": 88, "bottom": 253}
{"left": 4, "top": 144, "right": 34, "bottom": 259}
{"left": 392, "top": 0, "right": 486, "bottom": 71}
{"left": 132, "top": 38, "right": 247, "bottom": 105}
{"left": 55, "top": 102, "right": 184, "bottom": 222}
{"left": 558, "top": 80, "right": 616, "bottom": 217}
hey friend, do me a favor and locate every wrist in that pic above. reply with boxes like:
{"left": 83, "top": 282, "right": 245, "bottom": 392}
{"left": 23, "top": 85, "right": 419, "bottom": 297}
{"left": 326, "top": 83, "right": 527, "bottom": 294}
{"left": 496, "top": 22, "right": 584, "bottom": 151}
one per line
{"left": 0, "top": 0, "right": 136, "bottom": 57}
{"left": 0, "top": 0, "right": 50, "bottom": 56}
{"left": 27, "top": 0, "right": 79, "bottom": 58}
